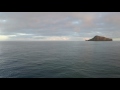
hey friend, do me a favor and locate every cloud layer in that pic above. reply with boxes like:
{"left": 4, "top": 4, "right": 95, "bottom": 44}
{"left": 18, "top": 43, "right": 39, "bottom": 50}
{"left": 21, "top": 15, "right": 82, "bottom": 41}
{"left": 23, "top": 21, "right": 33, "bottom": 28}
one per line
{"left": 0, "top": 12, "right": 120, "bottom": 41}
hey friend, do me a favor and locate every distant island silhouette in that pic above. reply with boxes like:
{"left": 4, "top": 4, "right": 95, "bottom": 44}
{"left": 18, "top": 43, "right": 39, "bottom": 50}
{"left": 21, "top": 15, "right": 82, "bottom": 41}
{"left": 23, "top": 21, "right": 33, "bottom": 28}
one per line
{"left": 86, "top": 35, "right": 113, "bottom": 41}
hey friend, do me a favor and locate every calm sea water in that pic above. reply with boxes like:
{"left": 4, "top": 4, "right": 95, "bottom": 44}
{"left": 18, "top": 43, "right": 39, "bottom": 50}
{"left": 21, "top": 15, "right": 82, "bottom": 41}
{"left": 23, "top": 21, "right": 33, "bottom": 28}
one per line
{"left": 0, "top": 41, "right": 120, "bottom": 78}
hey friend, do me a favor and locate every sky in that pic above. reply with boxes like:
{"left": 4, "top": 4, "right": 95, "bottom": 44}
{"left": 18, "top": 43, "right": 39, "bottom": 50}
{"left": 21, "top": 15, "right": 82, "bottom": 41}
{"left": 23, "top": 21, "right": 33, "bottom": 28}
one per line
{"left": 0, "top": 12, "right": 120, "bottom": 41}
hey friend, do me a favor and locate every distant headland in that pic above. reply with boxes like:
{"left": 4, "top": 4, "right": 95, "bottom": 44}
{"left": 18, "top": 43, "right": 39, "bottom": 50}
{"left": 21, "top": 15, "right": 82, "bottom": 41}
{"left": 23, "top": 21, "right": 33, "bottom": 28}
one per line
{"left": 86, "top": 35, "right": 113, "bottom": 41}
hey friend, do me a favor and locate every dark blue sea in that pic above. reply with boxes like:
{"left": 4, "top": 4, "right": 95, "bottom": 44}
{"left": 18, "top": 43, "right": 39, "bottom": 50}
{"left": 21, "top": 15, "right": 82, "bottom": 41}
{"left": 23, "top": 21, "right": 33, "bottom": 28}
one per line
{"left": 0, "top": 41, "right": 120, "bottom": 78}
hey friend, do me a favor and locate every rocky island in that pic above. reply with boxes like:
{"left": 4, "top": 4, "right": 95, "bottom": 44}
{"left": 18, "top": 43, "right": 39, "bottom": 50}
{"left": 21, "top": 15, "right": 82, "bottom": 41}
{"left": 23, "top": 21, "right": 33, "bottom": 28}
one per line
{"left": 86, "top": 35, "right": 113, "bottom": 41}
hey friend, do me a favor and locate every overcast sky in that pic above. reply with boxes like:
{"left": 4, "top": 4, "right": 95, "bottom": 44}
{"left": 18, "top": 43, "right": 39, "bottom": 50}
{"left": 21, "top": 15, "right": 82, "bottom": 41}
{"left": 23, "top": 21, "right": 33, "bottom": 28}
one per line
{"left": 0, "top": 12, "right": 120, "bottom": 41}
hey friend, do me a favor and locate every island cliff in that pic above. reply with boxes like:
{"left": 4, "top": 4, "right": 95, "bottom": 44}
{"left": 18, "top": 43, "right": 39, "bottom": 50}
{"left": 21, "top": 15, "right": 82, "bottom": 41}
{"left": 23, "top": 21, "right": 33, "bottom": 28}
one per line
{"left": 86, "top": 36, "right": 113, "bottom": 41}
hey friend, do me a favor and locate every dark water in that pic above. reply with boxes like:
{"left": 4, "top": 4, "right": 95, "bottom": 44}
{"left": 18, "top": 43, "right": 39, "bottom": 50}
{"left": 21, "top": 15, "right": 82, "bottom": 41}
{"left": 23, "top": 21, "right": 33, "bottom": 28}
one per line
{"left": 0, "top": 41, "right": 120, "bottom": 78}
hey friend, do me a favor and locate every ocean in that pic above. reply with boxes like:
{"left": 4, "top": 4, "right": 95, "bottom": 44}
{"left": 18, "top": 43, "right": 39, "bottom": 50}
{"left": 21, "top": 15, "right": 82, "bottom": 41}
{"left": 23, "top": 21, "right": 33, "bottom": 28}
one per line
{"left": 0, "top": 41, "right": 120, "bottom": 78}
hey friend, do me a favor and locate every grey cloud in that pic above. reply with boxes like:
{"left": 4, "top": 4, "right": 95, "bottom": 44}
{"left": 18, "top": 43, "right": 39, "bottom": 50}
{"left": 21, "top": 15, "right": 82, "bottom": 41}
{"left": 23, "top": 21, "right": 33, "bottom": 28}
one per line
{"left": 0, "top": 12, "right": 120, "bottom": 41}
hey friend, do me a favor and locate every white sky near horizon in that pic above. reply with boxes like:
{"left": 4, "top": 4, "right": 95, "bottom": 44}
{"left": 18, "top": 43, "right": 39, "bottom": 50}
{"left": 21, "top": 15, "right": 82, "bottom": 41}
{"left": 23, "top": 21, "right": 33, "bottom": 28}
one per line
{"left": 0, "top": 12, "right": 120, "bottom": 41}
